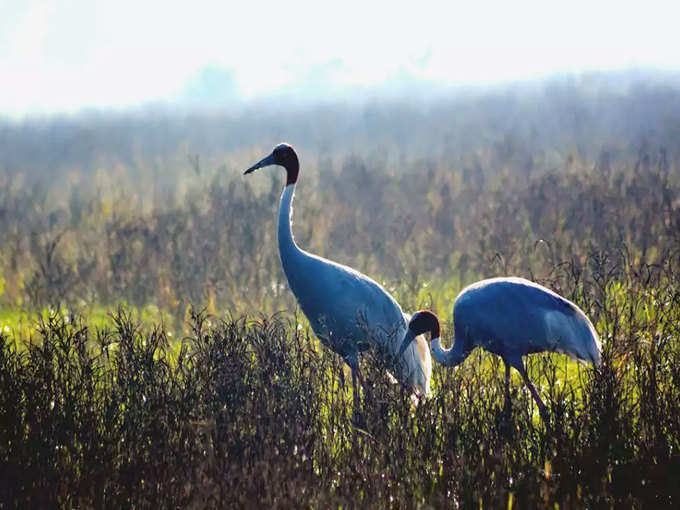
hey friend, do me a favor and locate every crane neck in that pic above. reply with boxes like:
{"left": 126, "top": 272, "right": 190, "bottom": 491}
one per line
{"left": 431, "top": 337, "right": 469, "bottom": 367}
{"left": 278, "top": 183, "right": 302, "bottom": 264}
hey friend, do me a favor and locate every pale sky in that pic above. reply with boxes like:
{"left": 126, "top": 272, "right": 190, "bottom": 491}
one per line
{"left": 1, "top": 0, "right": 679, "bottom": 116}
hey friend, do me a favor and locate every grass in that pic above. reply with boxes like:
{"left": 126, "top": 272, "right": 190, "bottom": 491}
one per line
{"left": 1, "top": 251, "right": 680, "bottom": 508}
{"left": 1, "top": 82, "right": 680, "bottom": 507}
{"left": 0, "top": 235, "right": 678, "bottom": 510}
{"left": 0, "top": 304, "right": 177, "bottom": 341}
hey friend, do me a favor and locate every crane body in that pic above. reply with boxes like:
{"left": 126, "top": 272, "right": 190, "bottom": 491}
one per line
{"left": 400, "top": 277, "right": 601, "bottom": 420}
{"left": 440, "top": 277, "right": 601, "bottom": 367}
{"left": 246, "top": 144, "right": 431, "bottom": 415}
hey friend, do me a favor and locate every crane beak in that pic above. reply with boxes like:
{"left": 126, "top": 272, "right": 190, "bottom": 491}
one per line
{"left": 244, "top": 152, "right": 276, "bottom": 174}
{"left": 397, "top": 329, "right": 416, "bottom": 357}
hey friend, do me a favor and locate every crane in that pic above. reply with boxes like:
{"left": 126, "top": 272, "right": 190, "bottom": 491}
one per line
{"left": 399, "top": 277, "right": 601, "bottom": 421}
{"left": 244, "top": 143, "right": 431, "bottom": 418}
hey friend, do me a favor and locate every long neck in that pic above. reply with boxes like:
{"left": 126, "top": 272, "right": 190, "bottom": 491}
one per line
{"left": 278, "top": 183, "right": 302, "bottom": 266}
{"left": 431, "top": 337, "right": 470, "bottom": 367}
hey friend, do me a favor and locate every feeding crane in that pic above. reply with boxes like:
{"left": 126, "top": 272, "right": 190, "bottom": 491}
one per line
{"left": 244, "top": 143, "right": 431, "bottom": 418}
{"left": 399, "top": 277, "right": 601, "bottom": 421}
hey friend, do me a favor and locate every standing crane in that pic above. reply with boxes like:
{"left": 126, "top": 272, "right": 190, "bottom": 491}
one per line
{"left": 244, "top": 143, "right": 431, "bottom": 418}
{"left": 399, "top": 277, "right": 601, "bottom": 421}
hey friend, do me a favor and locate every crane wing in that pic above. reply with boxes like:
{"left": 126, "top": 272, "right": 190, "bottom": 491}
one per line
{"left": 454, "top": 277, "right": 601, "bottom": 364}
{"left": 284, "top": 250, "right": 406, "bottom": 356}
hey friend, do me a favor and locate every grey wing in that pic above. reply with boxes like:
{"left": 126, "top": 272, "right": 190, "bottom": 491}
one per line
{"left": 290, "top": 254, "right": 405, "bottom": 350}
{"left": 332, "top": 265, "right": 406, "bottom": 346}
{"left": 456, "top": 279, "right": 599, "bottom": 361}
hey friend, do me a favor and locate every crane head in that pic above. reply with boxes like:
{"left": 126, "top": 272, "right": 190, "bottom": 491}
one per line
{"left": 244, "top": 143, "right": 299, "bottom": 185}
{"left": 398, "top": 310, "right": 440, "bottom": 357}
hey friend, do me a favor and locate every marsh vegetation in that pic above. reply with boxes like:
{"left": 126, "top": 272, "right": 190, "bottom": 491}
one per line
{"left": 1, "top": 75, "right": 680, "bottom": 507}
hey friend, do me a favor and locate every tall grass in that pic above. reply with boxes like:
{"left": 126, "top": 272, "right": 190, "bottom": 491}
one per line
{"left": 2, "top": 255, "right": 680, "bottom": 508}
{"left": 1, "top": 81, "right": 680, "bottom": 507}
{"left": 0, "top": 131, "right": 677, "bottom": 319}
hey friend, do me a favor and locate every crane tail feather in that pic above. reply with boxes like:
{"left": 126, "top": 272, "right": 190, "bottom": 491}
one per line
{"left": 547, "top": 306, "right": 601, "bottom": 367}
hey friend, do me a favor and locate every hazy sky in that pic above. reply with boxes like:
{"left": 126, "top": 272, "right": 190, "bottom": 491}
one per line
{"left": 1, "top": 0, "right": 679, "bottom": 116}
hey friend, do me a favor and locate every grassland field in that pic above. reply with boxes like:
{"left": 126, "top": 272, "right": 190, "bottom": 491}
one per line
{"left": 1, "top": 78, "right": 680, "bottom": 507}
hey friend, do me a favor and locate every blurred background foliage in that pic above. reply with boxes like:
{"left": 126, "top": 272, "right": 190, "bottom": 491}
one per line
{"left": 1, "top": 78, "right": 679, "bottom": 324}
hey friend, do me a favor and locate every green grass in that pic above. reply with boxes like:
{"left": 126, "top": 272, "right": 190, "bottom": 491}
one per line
{"left": 2, "top": 85, "right": 680, "bottom": 507}
{"left": 1, "top": 291, "right": 678, "bottom": 508}
{"left": 0, "top": 304, "right": 177, "bottom": 342}
{"left": 1, "top": 258, "right": 679, "bottom": 508}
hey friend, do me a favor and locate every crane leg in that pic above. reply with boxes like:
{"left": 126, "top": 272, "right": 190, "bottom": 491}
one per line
{"left": 345, "top": 355, "right": 364, "bottom": 427}
{"left": 503, "top": 360, "right": 511, "bottom": 413}
{"left": 351, "top": 365, "right": 362, "bottom": 411}
{"left": 338, "top": 364, "right": 346, "bottom": 390}
{"left": 516, "top": 361, "right": 549, "bottom": 423}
